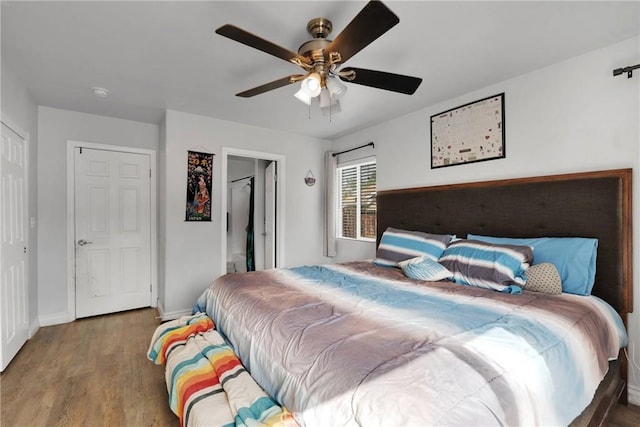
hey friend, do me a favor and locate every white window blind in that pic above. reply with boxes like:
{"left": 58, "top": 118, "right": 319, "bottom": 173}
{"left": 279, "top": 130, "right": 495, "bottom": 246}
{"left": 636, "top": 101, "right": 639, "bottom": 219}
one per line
{"left": 338, "top": 160, "right": 376, "bottom": 240}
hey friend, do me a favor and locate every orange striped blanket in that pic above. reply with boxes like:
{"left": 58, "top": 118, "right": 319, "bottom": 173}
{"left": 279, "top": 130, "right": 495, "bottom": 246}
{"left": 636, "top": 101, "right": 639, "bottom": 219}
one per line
{"left": 147, "top": 312, "right": 297, "bottom": 427}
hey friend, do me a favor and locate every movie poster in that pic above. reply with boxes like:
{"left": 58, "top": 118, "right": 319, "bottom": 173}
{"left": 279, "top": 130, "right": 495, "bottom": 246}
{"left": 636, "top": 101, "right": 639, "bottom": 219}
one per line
{"left": 185, "top": 150, "right": 213, "bottom": 221}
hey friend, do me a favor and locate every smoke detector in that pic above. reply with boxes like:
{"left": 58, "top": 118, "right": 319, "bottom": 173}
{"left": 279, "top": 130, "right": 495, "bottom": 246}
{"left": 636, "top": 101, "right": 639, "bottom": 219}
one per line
{"left": 91, "top": 87, "right": 109, "bottom": 98}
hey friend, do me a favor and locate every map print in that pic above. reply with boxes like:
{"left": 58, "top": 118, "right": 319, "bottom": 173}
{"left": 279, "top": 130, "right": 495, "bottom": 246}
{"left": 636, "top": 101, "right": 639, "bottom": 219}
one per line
{"left": 431, "top": 94, "right": 504, "bottom": 168}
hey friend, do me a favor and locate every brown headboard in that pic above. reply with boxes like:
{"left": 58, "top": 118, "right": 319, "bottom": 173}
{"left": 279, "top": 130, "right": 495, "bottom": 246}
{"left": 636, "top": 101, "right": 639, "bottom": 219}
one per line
{"left": 377, "top": 169, "right": 632, "bottom": 316}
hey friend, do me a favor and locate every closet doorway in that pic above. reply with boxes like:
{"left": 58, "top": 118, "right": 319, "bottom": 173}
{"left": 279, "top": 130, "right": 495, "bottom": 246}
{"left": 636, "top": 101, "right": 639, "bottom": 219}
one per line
{"left": 221, "top": 148, "right": 285, "bottom": 275}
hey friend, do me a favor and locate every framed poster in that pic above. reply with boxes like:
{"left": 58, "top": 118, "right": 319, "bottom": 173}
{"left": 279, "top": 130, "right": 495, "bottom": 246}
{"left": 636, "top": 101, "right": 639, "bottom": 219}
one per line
{"left": 430, "top": 93, "right": 505, "bottom": 168}
{"left": 185, "top": 150, "right": 213, "bottom": 221}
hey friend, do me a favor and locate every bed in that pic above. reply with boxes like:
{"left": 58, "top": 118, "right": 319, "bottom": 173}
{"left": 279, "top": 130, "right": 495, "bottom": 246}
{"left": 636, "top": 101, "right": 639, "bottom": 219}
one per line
{"left": 164, "top": 168, "right": 633, "bottom": 426}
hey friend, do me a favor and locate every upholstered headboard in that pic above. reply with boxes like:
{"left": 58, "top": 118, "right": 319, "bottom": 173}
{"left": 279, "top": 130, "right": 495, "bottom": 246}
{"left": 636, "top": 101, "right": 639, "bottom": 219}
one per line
{"left": 377, "top": 169, "right": 632, "bottom": 316}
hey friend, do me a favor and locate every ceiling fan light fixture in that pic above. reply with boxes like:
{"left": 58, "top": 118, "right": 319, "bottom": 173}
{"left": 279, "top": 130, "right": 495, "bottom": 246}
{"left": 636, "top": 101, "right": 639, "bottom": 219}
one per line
{"left": 294, "top": 87, "right": 312, "bottom": 105}
{"left": 326, "top": 77, "right": 347, "bottom": 100}
{"left": 300, "top": 73, "right": 322, "bottom": 97}
{"left": 321, "top": 99, "right": 341, "bottom": 116}
{"left": 319, "top": 89, "right": 331, "bottom": 108}
{"left": 219, "top": 0, "right": 423, "bottom": 110}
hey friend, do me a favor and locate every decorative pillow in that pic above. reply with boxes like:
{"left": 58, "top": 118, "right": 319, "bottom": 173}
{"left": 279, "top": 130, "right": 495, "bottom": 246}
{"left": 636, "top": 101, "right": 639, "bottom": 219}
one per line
{"left": 467, "top": 234, "right": 598, "bottom": 296}
{"left": 398, "top": 256, "right": 453, "bottom": 282}
{"left": 439, "top": 239, "right": 533, "bottom": 293}
{"left": 375, "top": 227, "right": 454, "bottom": 268}
{"left": 523, "top": 263, "right": 562, "bottom": 295}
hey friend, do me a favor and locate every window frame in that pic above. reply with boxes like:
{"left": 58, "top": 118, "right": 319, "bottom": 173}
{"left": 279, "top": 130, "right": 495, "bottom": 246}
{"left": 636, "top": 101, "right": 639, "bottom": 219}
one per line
{"left": 336, "top": 157, "right": 377, "bottom": 242}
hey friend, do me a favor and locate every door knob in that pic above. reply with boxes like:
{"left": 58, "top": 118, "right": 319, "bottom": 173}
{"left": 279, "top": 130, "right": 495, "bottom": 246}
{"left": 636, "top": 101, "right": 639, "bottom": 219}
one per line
{"left": 77, "top": 239, "right": 94, "bottom": 246}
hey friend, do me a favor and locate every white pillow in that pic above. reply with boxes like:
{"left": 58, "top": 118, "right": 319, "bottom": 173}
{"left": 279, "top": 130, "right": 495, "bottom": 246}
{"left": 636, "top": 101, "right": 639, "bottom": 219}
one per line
{"left": 398, "top": 256, "right": 453, "bottom": 281}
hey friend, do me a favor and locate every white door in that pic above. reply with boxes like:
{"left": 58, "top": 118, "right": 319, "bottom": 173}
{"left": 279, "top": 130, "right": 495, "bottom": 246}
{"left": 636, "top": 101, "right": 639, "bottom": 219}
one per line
{"left": 264, "top": 162, "right": 276, "bottom": 269}
{"left": 74, "top": 147, "right": 151, "bottom": 318}
{"left": 0, "top": 122, "right": 29, "bottom": 371}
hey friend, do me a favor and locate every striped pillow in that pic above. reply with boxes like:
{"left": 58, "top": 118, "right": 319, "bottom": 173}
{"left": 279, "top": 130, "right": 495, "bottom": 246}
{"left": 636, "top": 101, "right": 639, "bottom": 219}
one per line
{"left": 399, "top": 256, "right": 453, "bottom": 281}
{"left": 439, "top": 239, "right": 533, "bottom": 293}
{"left": 375, "top": 227, "right": 454, "bottom": 268}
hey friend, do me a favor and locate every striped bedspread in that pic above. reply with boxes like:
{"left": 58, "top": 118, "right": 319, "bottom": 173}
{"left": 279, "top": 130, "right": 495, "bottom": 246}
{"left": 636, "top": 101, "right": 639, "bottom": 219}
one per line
{"left": 194, "top": 261, "right": 628, "bottom": 427}
{"left": 147, "top": 313, "right": 297, "bottom": 427}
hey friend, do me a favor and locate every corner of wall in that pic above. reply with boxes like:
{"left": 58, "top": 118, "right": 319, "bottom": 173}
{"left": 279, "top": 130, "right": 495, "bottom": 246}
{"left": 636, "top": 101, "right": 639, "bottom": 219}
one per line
{"left": 38, "top": 311, "right": 73, "bottom": 327}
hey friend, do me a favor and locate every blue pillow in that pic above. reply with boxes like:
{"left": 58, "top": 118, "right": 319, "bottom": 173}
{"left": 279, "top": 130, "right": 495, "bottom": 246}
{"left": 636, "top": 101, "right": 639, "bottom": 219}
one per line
{"left": 398, "top": 256, "right": 453, "bottom": 281}
{"left": 439, "top": 239, "right": 532, "bottom": 294}
{"left": 375, "top": 227, "right": 454, "bottom": 268}
{"left": 467, "top": 234, "right": 598, "bottom": 296}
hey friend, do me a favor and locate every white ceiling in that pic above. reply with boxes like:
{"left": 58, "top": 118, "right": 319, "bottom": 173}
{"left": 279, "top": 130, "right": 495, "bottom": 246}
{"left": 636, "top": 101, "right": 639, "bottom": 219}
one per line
{"left": 2, "top": 1, "right": 639, "bottom": 140}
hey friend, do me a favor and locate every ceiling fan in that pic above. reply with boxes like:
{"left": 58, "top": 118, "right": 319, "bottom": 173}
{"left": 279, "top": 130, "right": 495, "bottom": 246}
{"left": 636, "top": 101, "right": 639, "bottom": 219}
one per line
{"left": 215, "top": 0, "right": 422, "bottom": 110}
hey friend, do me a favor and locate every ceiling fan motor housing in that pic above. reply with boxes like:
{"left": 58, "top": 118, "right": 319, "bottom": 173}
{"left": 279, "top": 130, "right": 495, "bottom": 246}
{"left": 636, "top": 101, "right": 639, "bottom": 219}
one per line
{"left": 307, "top": 17, "right": 332, "bottom": 38}
{"left": 298, "top": 18, "right": 333, "bottom": 58}
{"left": 297, "top": 18, "right": 335, "bottom": 85}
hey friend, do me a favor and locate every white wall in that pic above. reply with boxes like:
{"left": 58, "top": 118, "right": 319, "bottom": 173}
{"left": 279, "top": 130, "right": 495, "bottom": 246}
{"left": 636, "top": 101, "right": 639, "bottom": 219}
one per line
{"left": 36, "top": 107, "right": 159, "bottom": 322}
{"left": 161, "top": 110, "right": 329, "bottom": 315}
{"left": 332, "top": 36, "right": 640, "bottom": 403}
{"left": 1, "top": 63, "right": 39, "bottom": 334}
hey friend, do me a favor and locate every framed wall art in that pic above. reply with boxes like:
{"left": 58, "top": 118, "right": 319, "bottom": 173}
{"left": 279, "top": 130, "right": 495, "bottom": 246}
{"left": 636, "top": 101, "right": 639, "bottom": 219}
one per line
{"left": 185, "top": 150, "right": 213, "bottom": 221}
{"left": 430, "top": 93, "right": 505, "bottom": 169}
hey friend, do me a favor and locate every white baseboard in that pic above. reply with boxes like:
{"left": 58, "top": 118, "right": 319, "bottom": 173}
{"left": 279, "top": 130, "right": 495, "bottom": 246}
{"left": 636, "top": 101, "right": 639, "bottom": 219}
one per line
{"left": 29, "top": 318, "right": 40, "bottom": 338}
{"left": 628, "top": 383, "right": 640, "bottom": 406}
{"left": 156, "top": 298, "right": 193, "bottom": 321}
{"left": 158, "top": 307, "right": 192, "bottom": 321}
{"left": 38, "top": 311, "right": 73, "bottom": 327}
{"left": 156, "top": 300, "right": 164, "bottom": 318}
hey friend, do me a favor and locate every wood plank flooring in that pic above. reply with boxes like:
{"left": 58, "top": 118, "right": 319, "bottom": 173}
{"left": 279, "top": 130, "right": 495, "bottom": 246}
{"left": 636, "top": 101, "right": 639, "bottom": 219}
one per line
{"left": 0, "top": 308, "right": 175, "bottom": 427}
{"left": 1, "top": 307, "right": 639, "bottom": 426}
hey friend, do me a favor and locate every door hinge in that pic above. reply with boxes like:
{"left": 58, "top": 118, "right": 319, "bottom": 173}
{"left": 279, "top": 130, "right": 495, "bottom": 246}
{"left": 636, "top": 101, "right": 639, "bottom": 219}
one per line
{"left": 150, "top": 283, "right": 152, "bottom": 292}
{"left": 80, "top": 147, "right": 83, "bottom": 154}
{"left": 149, "top": 169, "right": 151, "bottom": 178}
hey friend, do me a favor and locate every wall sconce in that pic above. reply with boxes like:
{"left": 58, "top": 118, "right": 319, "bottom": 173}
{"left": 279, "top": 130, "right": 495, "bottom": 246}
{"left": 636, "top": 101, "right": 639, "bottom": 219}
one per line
{"left": 304, "top": 170, "right": 316, "bottom": 186}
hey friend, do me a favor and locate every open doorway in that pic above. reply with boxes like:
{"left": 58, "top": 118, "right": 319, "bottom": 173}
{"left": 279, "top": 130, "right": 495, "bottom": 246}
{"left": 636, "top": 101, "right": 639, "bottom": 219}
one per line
{"left": 221, "top": 148, "right": 285, "bottom": 275}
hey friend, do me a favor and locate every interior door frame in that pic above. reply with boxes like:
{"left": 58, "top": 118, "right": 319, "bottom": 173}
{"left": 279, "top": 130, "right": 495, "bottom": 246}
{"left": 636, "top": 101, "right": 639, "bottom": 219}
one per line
{"left": 66, "top": 140, "right": 157, "bottom": 321}
{"left": 221, "top": 147, "right": 285, "bottom": 274}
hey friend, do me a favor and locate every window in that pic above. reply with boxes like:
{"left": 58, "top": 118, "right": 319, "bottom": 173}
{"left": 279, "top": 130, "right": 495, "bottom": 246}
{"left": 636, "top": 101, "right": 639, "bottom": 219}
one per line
{"left": 337, "top": 159, "right": 376, "bottom": 240}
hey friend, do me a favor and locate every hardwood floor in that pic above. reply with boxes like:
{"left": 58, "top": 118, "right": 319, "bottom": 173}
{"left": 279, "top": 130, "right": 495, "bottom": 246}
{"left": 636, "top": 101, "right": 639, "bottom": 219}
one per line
{"left": 609, "top": 400, "right": 640, "bottom": 427}
{"left": 1, "top": 307, "right": 639, "bottom": 426}
{"left": 0, "top": 308, "right": 175, "bottom": 426}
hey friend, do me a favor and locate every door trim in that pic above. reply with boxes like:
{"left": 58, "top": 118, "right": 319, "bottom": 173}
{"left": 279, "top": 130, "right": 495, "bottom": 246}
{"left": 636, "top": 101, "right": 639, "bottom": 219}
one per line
{"left": 66, "top": 140, "right": 157, "bottom": 321}
{"left": 221, "top": 147, "right": 285, "bottom": 275}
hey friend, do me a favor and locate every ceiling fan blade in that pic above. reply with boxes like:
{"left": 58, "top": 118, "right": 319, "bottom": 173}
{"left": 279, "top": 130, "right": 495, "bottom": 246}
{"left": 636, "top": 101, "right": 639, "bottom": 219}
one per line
{"left": 324, "top": 0, "right": 399, "bottom": 64}
{"left": 339, "top": 67, "right": 422, "bottom": 95}
{"left": 216, "top": 24, "right": 310, "bottom": 65}
{"left": 236, "top": 75, "right": 305, "bottom": 98}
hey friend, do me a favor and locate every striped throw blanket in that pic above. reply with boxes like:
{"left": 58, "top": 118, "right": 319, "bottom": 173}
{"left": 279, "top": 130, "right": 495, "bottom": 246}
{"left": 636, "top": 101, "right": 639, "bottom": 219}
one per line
{"left": 147, "top": 312, "right": 298, "bottom": 427}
